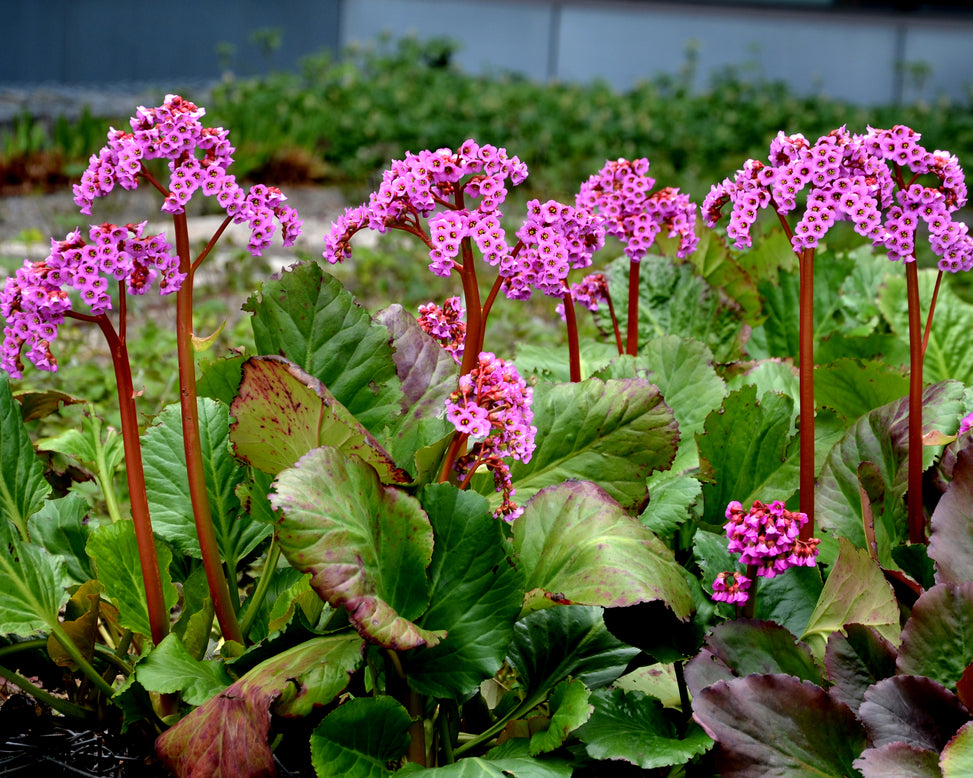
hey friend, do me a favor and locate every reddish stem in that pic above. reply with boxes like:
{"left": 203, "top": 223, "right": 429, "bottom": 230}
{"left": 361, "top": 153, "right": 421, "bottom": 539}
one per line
{"left": 798, "top": 247, "right": 816, "bottom": 538}
{"left": 905, "top": 261, "right": 926, "bottom": 544}
{"left": 603, "top": 285, "right": 624, "bottom": 355}
{"left": 92, "top": 311, "right": 170, "bottom": 645}
{"left": 562, "top": 291, "right": 582, "bottom": 382}
{"left": 172, "top": 211, "right": 245, "bottom": 644}
{"left": 626, "top": 260, "right": 641, "bottom": 356}
{"left": 921, "top": 270, "right": 944, "bottom": 359}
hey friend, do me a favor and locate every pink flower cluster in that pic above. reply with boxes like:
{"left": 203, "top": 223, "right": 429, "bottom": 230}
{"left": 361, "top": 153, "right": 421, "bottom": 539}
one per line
{"left": 711, "top": 571, "right": 751, "bottom": 606}
{"left": 2, "top": 223, "right": 180, "bottom": 376}
{"left": 711, "top": 499, "right": 820, "bottom": 605}
{"left": 323, "top": 139, "right": 527, "bottom": 275}
{"left": 557, "top": 273, "right": 610, "bottom": 321}
{"left": 417, "top": 296, "right": 466, "bottom": 364}
{"left": 445, "top": 352, "right": 536, "bottom": 520}
{"left": 576, "top": 158, "right": 699, "bottom": 261}
{"left": 74, "top": 94, "right": 301, "bottom": 256}
{"left": 703, "top": 125, "right": 973, "bottom": 271}
{"left": 500, "top": 198, "right": 605, "bottom": 300}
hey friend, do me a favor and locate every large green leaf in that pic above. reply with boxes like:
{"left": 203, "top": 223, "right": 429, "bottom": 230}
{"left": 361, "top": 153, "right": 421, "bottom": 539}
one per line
{"left": 800, "top": 538, "right": 900, "bottom": 658}
{"left": 403, "top": 753, "right": 572, "bottom": 778}
{"left": 230, "top": 355, "right": 410, "bottom": 483}
{"left": 599, "top": 253, "right": 749, "bottom": 362}
{"left": 929, "top": 446, "right": 973, "bottom": 584}
{"left": 593, "top": 335, "right": 727, "bottom": 474}
{"left": 529, "top": 679, "right": 592, "bottom": 755}
{"left": 577, "top": 688, "right": 712, "bottom": 769}
{"left": 244, "top": 261, "right": 403, "bottom": 434}
{"left": 157, "top": 634, "right": 364, "bottom": 776}
{"left": 896, "top": 582, "right": 973, "bottom": 688}
{"left": 85, "top": 521, "right": 178, "bottom": 639}
{"left": 271, "top": 446, "right": 442, "bottom": 649}
{"left": 506, "top": 605, "right": 638, "bottom": 709}
{"left": 403, "top": 484, "right": 523, "bottom": 700}
{"left": 142, "top": 398, "right": 270, "bottom": 566}
{"left": 28, "top": 492, "right": 93, "bottom": 585}
{"left": 512, "top": 480, "right": 693, "bottom": 618}
{"left": 942, "top": 722, "right": 973, "bottom": 778}
{"left": 814, "top": 359, "right": 909, "bottom": 425}
{"left": 0, "top": 377, "right": 51, "bottom": 541}
{"left": 136, "top": 633, "right": 232, "bottom": 706}
{"left": 310, "top": 697, "right": 412, "bottom": 778}
{"left": 373, "top": 305, "right": 459, "bottom": 467}
{"left": 696, "top": 385, "right": 798, "bottom": 526}
{"left": 879, "top": 269, "right": 973, "bottom": 385}
{"left": 473, "top": 378, "right": 678, "bottom": 513}
{"left": 692, "top": 674, "right": 866, "bottom": 777}
{"left": 514, "top": 341, "right": 619, "bottom": 384}
{"left": 0, "top": 537, "right": 70, "bottom": 636}
{"left": 816, "top": 380, "right": 965, "bottom": 553}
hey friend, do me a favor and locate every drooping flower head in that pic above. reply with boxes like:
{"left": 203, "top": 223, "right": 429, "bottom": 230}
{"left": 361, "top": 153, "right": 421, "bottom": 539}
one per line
{"left": 323, "top": 139, "right": 527, "bottom": 275}
{"left": 74, "top": 94, "right": 302, "bottom": 256}
{"left": 711, "top": 571, "right": 752, "bottom": 605}
{"left": 703, "top": 125, "right": 973, "bottom": 272}
{"left": 723, "top": 499, "right": 820, "bottom": 578}
{"left": 445, "top": 351, "right": 536, "bottom": 520}
{"left": 1, "top": 222, "right": 181, "bottom": 377}
{"left": 417, "top": 296, "right": 467, "bottom": 364}
{"left": 576, "top": 158, "right": 699, "bottom": 261}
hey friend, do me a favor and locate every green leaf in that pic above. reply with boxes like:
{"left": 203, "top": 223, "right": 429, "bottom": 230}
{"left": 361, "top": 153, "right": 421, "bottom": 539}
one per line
{"left": 0, "top": 377, "right": 51, "bottom": 541}
{"left": 244, "top": 261, "right": 403, "bottom": 434}
{"left": 593, "top": 335, "right": 727, "bottom": 474}
{"left": 230, "top": 355, "right": 410, "bottom": 483}
{"left": 577, "top": 688, "right": 712, "bottom": 769}
{"left": 197, "top": 354, "right": 245, "bottom": 407}
{"left": 157, "top": 634, "right": 363, "bottom": 776}
{"left": 28, "top": 492, "right": 93, "bottom": 584}
{"left": 403, "top": 753, "right": 572, "bottom": 777}
{"left": 896, "top": 582, "right": 973, "bottom": 688}
{"left": 137, "top": 633, "right": 232, "bottom": 706}
{"left": 474, "top": 378, "right": 678, "bottom": 512}
{"left": 752, "top": 566, "right": 824, "bottom": 639}
{"left": 142, "top": 398, "right": 270, "bottom": 566}
{"left": 942, "top": 721, "right": 973, "bottom": 778}
{"left": 529, "top": 679, "right": 592, "bottom": 756}
{"left": 814, "top": 359, "right": 909, "bottom": 424}
{"left": 692, "top": 674, "right": 866, "bottom": 777}
{"left": 929, "top": 446, "right": 973, "bottom": 584}
{"left": 506, "top": 605, "right": 638, "bottom": 707}
{"left": 640, "top": 468, "right": 702, "bottom": 541}
{"left": 310, "top": 697, "right": 412, "bottom": 778}
{"left": 271, "top": 446, "right": 443, "bottom": 649}
{"left": 879, "top": 269, "right": 973, "bottom": 385}
{"left": 513, "top": 481, "right": 693, "bottom": 618}
{"left": 817, "top": 380, "right": 966, "bottom": 553}
{"left": 86, "top": 521, "right": 178, "bottom": 638}
{"left": 403, "top": 484, "right": 523, "bottom": 700}
{"left": 0, "top": 537, "right": 70, "bottom": 636}
{"left": 800, "top": 538, "right": 900, "bottom": 658}
{"left": 696, "top": 385, "right": 798, "bottom": 525}
{"left": 37, "top": 410, "right": 124, "bottom": 474}
{"left": 514, "top": 340, "right": 619, "bottom": 384}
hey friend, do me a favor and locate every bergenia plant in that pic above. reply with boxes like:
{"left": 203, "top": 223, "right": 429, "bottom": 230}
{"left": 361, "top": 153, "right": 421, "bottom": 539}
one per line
{"left": 704, "top": 124, "right": 973, "bottom": 542}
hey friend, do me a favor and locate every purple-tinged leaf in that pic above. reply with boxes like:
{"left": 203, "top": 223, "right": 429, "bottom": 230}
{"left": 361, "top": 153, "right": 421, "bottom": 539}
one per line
{"left": 692, "top": 674, "right": 865, "bottom": 778}
{"left": 859, "top": 675, "right": 969, "bottom": 752}
{"left": 897, "top": 582, "right": 973, "bottom": 688}
{"left": 817, "top": 380, "right": 965, "bottom": 554}
{"left": 929, "top": 446, "right": 973, "bottom": 584}
{"left": 156, "top": 634, "right": 363, "bottom": 777}
{"left": 513, "top": 481, "right": 693, "bottom": 617}
{"left": 825, "top": 624, "right": 897, "bottom": 714}
{"left": 800, "top": 537, "right": 900, "bottom": 658}
{"left": 941, "top": 721, "right": 973, "bottom": 777}
{"left": 230, "top": 355, "right": 410, "bottom": 483}
{"left": 373, "top": 305, "right": 457, "bottom": 466}
{"left": 854, "top": 743, "right": 942, "bottom": 778}
{"left": 958, "top": 661, "right": 973, "bottom": 711}
{"left": 684, "top": 619, "right": 821, "bottom": 699}
{"left": 271, "top": 446, "right": 443, "bottom": 649}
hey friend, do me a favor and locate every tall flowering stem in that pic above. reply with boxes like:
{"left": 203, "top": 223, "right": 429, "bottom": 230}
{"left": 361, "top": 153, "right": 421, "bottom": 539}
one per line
{"left": 704, "top": 125, "right": 973, "bottom": 542}
{"left": 798, "top": 247, "right": 815, "bottom": 525}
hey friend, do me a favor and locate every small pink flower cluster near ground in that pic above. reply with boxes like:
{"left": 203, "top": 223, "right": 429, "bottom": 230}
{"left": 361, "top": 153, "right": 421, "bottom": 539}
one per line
{"left": 703, "top": 124, "right": 973, "bottom": 271}
{"left": 711, "top": 499, "right": 820, "bottom": 605}
{"left": 445, "top": 352, "right": 537, "bottom": 520}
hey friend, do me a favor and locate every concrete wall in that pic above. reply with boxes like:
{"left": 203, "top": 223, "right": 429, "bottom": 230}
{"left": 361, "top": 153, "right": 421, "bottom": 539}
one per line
{"left": 1, "top": 0, "right": 971, "bottom": 106}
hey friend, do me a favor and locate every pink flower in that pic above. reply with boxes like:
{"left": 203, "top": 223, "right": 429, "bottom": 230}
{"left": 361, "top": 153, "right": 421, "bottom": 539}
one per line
{"left": 712, "top": 571, "right": 751, "bottom": 605}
